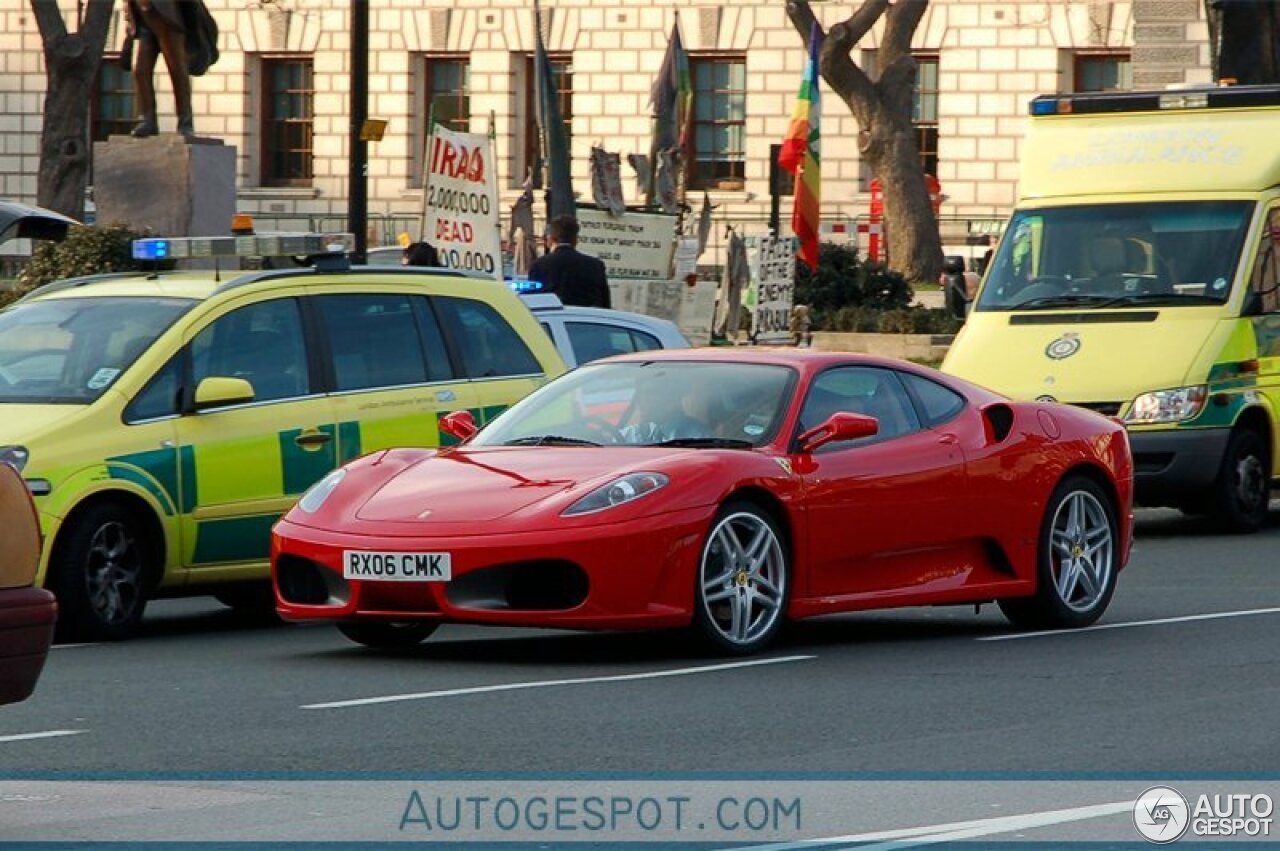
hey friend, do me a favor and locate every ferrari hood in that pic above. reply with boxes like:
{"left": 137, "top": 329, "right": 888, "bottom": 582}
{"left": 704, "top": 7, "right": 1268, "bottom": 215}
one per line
{"left": 354, "top": 446, "right": 689, "bottom": 523}
{"left": 944, "top": 309, "right": 1225, "bottom": 404}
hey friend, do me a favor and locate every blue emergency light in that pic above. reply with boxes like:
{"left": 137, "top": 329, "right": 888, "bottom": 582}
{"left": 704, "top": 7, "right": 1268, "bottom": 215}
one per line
{"left": 132, "top": 239, "right": 172, "bottom": 261}
{"left": 507, "top": 278, "right": 545, "bottom": 294}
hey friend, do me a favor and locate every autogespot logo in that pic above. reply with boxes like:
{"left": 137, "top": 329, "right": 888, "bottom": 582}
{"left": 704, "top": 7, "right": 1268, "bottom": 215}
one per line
{"left": 1134, "top": 786, "right": 1191, "bottom": 844}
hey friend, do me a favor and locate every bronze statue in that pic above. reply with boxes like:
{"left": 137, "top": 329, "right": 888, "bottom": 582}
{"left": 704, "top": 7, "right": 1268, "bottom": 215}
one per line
{"left": 121, "top": 0, "right": 219, "bottom": 138}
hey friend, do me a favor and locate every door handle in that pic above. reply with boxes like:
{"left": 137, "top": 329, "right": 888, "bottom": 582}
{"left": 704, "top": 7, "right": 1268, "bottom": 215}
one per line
{"left": 294, "top": 430, "right": 333, "bottom": 451}
{"left": 938, "top": 433, "right": 959, "bottom": 446}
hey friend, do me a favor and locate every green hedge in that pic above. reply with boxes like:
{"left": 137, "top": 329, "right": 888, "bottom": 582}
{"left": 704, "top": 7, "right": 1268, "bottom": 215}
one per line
{"left": 1, "top": 224, "right": 155, "bottom": 309}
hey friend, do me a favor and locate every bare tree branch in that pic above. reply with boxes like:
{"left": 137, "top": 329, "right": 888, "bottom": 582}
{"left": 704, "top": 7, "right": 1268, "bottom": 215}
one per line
{"left": 881, "top": 0, "right": 928, "bottom": 59}
{"left": 82, "top": 0, "right": 114, "bottom": 52}
{"left": 29, "top": 0, "right": 69, "bottom": 47}
{"left": 785, "top": 0, "right": 879, "bottom": 125}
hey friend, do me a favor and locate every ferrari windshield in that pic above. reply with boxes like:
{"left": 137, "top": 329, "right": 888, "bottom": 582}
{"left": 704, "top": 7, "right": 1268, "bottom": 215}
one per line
{"left": 976, "top": 201, "right": 1253, "bottom": 311}
{"left": 473, "top": 361, "right": 797, "bottom": 448}
{"left": 0, "top": 296, "right": 194, "bottom": 404}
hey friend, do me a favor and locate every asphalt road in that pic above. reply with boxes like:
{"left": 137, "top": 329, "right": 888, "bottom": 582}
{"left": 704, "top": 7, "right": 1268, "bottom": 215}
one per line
{"left": 4, "top": 504, "right": 1279, "bottom": 778}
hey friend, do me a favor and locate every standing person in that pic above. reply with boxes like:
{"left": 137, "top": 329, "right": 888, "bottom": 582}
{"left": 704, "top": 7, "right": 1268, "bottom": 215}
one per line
{"left": 528, "top": 215, "right": 611, "bottom": 308}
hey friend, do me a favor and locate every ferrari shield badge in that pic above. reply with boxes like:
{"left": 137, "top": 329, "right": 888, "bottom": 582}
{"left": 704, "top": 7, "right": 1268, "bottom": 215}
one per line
{"left": 1045, "top": 332, "right": 1081, "bottom": 360}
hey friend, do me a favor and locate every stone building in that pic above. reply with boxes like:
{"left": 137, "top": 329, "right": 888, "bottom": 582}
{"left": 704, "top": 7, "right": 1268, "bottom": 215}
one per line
{"left": 0, "top": 0, "right": 1210, "bottom": 266}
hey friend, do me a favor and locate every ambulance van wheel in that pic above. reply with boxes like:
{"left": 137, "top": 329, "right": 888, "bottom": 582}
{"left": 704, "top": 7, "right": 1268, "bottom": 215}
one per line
{"left": 1205, "top": 428, "right": 1271, "bottom": 534}
{"left": 48, "top": 502, "right": 151, "bottom": 641}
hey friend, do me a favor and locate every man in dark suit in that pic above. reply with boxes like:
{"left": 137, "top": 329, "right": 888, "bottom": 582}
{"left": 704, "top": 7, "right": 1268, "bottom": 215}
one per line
{"left": 528, "top": 215, "right": 611, "bottom": 308}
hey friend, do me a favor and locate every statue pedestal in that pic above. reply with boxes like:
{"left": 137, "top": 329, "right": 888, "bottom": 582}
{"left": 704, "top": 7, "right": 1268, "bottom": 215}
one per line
{"left": 93, "top": 135, "right": 236, "bottom": 238}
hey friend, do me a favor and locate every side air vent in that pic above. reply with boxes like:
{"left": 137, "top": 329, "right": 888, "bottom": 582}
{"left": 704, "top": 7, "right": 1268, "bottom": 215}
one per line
{"left": 983, "top": 404, "right": 1015, "bottom": 443}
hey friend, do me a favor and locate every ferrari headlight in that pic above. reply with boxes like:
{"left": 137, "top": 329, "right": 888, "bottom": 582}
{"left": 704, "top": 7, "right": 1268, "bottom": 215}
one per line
{"left": 0, "top": 445, "right": 29, "bottom": 473}
{"left": 562, "top": 472, "right": 669, "bottom": 517}
{"left": 297, "top": 468, "right": 346, "bottom": 513}
{"left": 1125, "top": 386, "right": 1207, "bottom": 424}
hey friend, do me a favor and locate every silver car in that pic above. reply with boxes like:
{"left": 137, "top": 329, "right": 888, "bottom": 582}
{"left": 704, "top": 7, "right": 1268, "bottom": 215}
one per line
{"left": 521, "top": 293, "right": 690, "bottom": 367}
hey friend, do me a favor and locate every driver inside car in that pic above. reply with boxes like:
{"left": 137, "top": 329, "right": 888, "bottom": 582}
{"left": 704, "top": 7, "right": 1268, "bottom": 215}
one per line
{"left": 617, "top": 375, "right": 713, "bottom": 445}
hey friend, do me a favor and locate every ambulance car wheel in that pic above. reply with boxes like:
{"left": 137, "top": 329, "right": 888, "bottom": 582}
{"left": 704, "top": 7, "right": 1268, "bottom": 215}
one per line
{"left": 338, "top": 621, "right": 439, "bottom": 649}
{"left": 48, "top": 502, "right": 150, "bottom": 641}
{"left": 1205, "top": 427, "right": 1271, "bottom": 534}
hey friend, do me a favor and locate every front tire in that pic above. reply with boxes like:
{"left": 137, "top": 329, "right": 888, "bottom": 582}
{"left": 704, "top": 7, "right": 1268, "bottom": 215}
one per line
{"left": 1203, "top": 428, "right": 1271, "bottom": 534}
{"left": 999, "top": 475, "right": 1119, "bottom": 630}
{"left": 338, "top": 621, "right": 439, "bottom": 649}
{"left": 48, "top": 502, "right": 151, "bottom": 641}
{"left": 692, "top": 501, "right": 789, "bottom": 654}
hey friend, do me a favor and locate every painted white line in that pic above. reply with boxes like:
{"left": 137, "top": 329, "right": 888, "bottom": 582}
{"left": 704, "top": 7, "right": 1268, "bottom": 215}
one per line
{"left": 301, "top": 654, "right": 816, "bottom": 710}
{"left": 979, "top": 606, "right": 1280, "bottom": 642}
{"left": 51, "top": 643, "right": 100, "bottom": 650}
{"left": 728, "top": 800, "right": 1132, "bottom": 851}
{"left": 0, "top": 730, "right": 86, "bottom": 744}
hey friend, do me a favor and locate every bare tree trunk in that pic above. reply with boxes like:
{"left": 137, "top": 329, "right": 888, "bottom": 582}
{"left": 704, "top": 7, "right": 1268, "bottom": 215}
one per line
{"left": 31, "top": 0, "right": 114, "bottom": 221}
{"left": 785, "top": 0, "right": 943, "bottom": 284}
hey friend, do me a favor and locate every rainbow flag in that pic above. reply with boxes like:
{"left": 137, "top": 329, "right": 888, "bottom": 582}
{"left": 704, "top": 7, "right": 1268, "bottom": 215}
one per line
{"left": 779, "top": 22, "right": 822, "bottom": 271}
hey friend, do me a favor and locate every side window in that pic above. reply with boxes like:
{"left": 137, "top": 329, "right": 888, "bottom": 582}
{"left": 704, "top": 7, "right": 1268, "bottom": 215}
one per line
{"left": 434, "top": 297, "right": 542, "bottom": 378}
{"left": 565, "top": 321, "right": 644, "bottom": 364}
{"left": 315, "top": 294, "right": 443, "bottom": 391}
{"left": 124, "top": 354, "right": 184, "bottom": 422}
{"left": 190, "top": 299, "right": 310, "bottom": 404}
{"left": 900, "top": 372, "right": 966, "bottom": 427}
{"left": 630, "top": 329, "right": 661, "bottom": 352}
{"left": 799, "top": 367, "right": 922, "bottom": 446}
{"left": 1250, "top": 207, "right": 1280, "bottom": 314}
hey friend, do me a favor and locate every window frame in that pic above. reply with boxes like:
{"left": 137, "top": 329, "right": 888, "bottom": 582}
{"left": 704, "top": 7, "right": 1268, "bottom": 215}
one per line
{"left": 259, "top": 55, "right": 315, "bottom": 188}
{"left": 1072, "top": 51, "right": 1133, "bottom": 94}
{"left": 686, "top": 54, "right": 748, "bottom": 192}
{"left": 412, "top": 53, "right": 471, "bottom": 188}
{"left": 431, "top": 295, "right": 545, "bottom": 380}
{"left": 793, "top": 366, "right": 924, "bottom": 452}
{"left": 185, "top": 297, "right": 315, "bottom": 409}
{"left": 91, "top": 55, "right": 135, "bottom": 143}
{"left": 899, "top": 371, "right": 968, "bottom": 429}
{"left": 521, "top": 52, "right": 574, "bottom": 189}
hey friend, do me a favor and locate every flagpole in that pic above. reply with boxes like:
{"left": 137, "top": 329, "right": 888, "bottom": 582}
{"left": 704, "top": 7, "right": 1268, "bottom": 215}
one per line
{"left": 418, "top": 101, "right": 436, "bottom": 242}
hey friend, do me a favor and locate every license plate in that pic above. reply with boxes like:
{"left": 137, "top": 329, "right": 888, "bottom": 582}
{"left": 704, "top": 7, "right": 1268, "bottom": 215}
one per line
{"left": 342, "top": 550, "right": 451, "bottom": 582}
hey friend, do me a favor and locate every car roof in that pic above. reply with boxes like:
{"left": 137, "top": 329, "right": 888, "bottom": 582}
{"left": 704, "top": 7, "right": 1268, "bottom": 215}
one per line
{"left": 17, "top": 265, "right": 493, "bottom": 305}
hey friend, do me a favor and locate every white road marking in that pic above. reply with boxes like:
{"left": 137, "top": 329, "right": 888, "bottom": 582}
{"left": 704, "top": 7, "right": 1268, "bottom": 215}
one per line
{"left": 729, "top": 800, "right": 1132, "bottom": 851}
{"left": 301, "top": 655, "right": 816, "bottom": 710}
{"left": 50, "top": 643, "right": 99, "bottom": 650}
{"left": 979, "top": 606, "right": 1280, "bottom": 642}
{"left": 0, "top": 730, "right": 86, "bottom": 744}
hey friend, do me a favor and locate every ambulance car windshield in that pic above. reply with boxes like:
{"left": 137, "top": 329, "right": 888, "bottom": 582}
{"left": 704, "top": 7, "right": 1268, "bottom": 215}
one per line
{"left": 0, "top": 297, "right": 194, "bottom": 404}
{"left": 975, "top": 201, "right": 1253, "bottom": 311}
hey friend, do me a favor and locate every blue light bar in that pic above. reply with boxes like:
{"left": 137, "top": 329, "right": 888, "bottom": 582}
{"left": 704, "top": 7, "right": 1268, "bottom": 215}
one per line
{"left": 507, "top": 278, "right": 545, "bottom": 294}
{"left": 1030, "top": 99, "right": 1059, "bottom": 116}
{"left": 133, "top": 238, "right": 172, "bottom": 261}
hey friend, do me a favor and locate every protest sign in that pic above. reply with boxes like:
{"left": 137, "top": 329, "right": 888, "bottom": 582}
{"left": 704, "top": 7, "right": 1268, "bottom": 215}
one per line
{"left": 746, "top": 236, "right": 797, "bottom": 343}
{"left": 422, "top": 125, "right": 501, "bottom": 280}
{"left": 576, "top": 208, "right": 677, "bottom": 280}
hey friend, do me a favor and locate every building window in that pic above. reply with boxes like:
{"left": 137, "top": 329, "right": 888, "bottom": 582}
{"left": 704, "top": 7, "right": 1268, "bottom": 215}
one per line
{"left": 92, "top": 57, "right": 135, "bottom": 142}
{"left": 912, "top": 53, "right": 939, "bottom": 178}
{"left": 522, "top": 53, "right": 573, "bottom": 186}
{"left": 688, "top": 56, "right": 746, "bottom": 191}
{"left": 1074, "top": 52, "right": 1132, "bottom": 92}
{"left": 261, "top": 57, "right": 314, "bottom": 187}
{"left": 413, "top": 54, "right": 470, "bottom": 186}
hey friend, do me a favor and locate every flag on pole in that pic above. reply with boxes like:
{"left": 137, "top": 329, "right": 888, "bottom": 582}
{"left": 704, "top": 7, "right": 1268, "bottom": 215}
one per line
{"left": 534, "top": 1, "right": 575, "bottom": 222}
{"left": 647, "top": 15, "right": 692, "bottom": 207}
{"left": 779, "top": 21, "right": 822, "bottom": 272}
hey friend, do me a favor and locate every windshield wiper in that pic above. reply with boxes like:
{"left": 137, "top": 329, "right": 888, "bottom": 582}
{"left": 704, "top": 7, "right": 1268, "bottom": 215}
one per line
{"left": 503, "top": 435, "right": 601, "bottom": 447}
{"left": 652, "top": 437, "right": 755, "bottom": 449}
{"left": 1089, "top": 292, "right": 1223, "bottom": 308}
{"left": 1007, "top": 294, "right": 1115, "bottom": 310}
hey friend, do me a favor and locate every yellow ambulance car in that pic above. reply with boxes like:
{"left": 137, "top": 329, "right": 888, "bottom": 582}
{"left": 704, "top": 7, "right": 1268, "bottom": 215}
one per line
{"left": 943, "top": 84, "right": 1280, "bottom": 533}
{"left": 0, "top": 233, "right": 565, "bottom": 638}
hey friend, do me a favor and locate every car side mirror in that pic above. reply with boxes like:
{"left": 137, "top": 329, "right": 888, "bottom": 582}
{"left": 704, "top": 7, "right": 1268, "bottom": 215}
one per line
{"left": 798, "top": 412, "right": 879, "bottom": 453}
{"left": 193, "top": 376, "right": 255, "bottom": 411}
{"left": 440, "top": 410, "right": 479, "bottom": 441}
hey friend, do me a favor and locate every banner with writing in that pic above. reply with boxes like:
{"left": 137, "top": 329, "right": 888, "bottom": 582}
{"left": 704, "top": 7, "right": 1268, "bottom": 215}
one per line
{"left": 576, "top": 208, "right": 678, "bottom": 280}
{"left": 422, "top": 125, "right": 501, "bottom": 280}
{"left": 746, "top": 236, "right": 797, "bottom": 343}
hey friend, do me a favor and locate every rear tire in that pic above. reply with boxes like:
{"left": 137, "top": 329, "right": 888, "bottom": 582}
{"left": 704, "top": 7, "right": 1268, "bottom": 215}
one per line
{"left": 1203, "top": 428, "right": 1270, "bottom": 534}
{"left": 48, "top": 502, "right": 151, "bottom": 641}
{"left": 338, "top": 621, "right": 439, "bottom": 649}
{"left": 998, "top": 475, "right": 1119, "bottom": 631}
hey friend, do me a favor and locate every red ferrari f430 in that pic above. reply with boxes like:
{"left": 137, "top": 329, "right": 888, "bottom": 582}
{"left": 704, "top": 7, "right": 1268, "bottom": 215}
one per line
{"left": 272, "top": 351, "right": 1133, "bottom": 653}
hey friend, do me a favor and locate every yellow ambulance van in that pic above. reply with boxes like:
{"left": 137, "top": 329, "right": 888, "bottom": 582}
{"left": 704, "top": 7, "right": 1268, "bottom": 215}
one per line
{"left": 943, "top": 84, "right": 1280, "bottom": 533}
{"left": 0, "top": 233, "right": 565, "bottom": 639}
